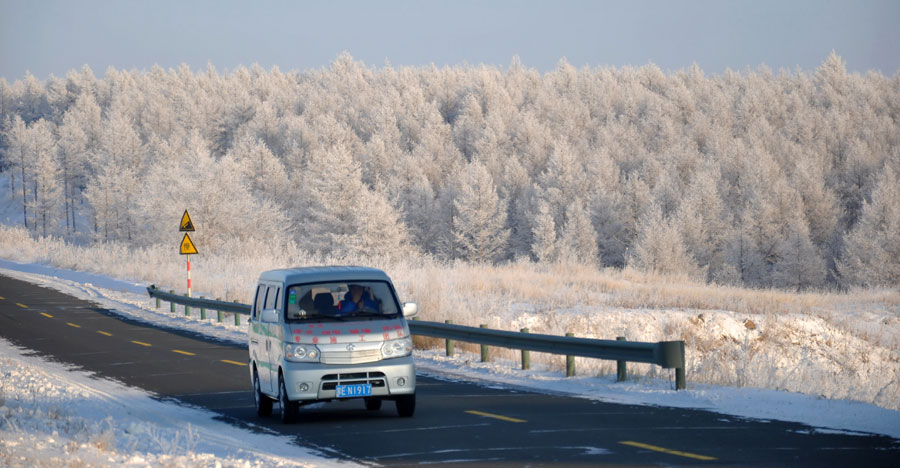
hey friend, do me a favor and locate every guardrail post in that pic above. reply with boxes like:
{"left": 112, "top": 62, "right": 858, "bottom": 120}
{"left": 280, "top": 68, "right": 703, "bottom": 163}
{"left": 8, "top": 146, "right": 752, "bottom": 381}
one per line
{"left": 566, "top": 332, "right": 575, "bottom": 377}
{"left": 520, "top": 328, "right": 530, "bottom": 370}
{"left": 234, "top": 311, "right": 240, "bottom": 326}
{"left": 200, "top": 296, "right": 206, "bottom": 320}
{"left": 445, "top": 320, "right": 454, "bottom": 356}
{"left": 169, "top": 290, "right": 175, "bottom": 313}
{"left": 155, "top": 296, "right": 160, "bottom": 309}
{"left": 480, "top": 324, "right": 490, "bottom": 362}
{"left": 616, "top": 336, "right": 627, "bottom": 382}
{"left": 216, "top": 298, "right": 223, "bottom": 323}
{"left": 185, "top": 302, "right": 190, "bottom": 317}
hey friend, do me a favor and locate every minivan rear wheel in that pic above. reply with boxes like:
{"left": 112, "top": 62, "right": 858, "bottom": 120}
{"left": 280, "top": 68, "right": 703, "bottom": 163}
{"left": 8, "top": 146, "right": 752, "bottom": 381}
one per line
{"left": 254, "top": 367, "right": 272, "bottom": 417}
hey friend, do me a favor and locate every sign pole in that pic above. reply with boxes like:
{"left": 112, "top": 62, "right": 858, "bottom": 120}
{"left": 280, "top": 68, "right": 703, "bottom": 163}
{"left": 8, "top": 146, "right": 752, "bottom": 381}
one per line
{"left": 179, "top": 210, "right": 198, "bottom": 313}
{"left": 187, "top": 254, "right": 192, "bottom": 298}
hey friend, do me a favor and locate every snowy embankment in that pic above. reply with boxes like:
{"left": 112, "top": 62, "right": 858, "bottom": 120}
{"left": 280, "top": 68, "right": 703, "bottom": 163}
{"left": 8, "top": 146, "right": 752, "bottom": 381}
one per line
{"left": 1, "top": 259, "right": 899, "bottom": 444}
{"left": 0, "top": 336, "right": 354, "bottom": 468}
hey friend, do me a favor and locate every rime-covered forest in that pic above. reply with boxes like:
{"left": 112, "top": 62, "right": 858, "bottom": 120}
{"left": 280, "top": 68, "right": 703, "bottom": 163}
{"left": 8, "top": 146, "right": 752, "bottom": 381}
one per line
{"left": 1, "top": 52, "right": 898, "bottom": 290}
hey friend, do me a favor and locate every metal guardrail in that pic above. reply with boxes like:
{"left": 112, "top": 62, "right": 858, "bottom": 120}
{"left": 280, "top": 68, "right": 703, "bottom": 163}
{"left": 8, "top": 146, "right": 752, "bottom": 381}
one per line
{"left": 409, "top": 320, "right": 686, "bottom": 390}
{"left": 147, "top": 286, "right": 686, "bottom": 390}
{"left": 148, "top": 285, "right": 250, "bottom": 314}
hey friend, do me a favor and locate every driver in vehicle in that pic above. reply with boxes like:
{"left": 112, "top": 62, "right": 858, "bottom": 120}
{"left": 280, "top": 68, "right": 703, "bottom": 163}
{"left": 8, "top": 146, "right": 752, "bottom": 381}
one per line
{"left": 338, "top": 284, "right": 379, "bottom": 313}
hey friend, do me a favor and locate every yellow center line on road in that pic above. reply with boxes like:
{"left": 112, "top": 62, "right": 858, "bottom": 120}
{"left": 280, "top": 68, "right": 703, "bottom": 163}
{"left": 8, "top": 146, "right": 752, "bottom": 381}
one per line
{"left": 16, "top": 303, "right": 28, "bottom": 308}
{"left": 619, "top": 441, "right": 717, "bottom": 461}
{"left": 40, "top": 312, "right": 54, "bottom": 318}
{"left": 0, "top": 296, "right": 5, "bottom": 299}
{"left": 66, "top": 322, "right": 81, "bottom": 328}
{"left": 131, "top": 340, "right": 152, "bottom": 347}
{"left": 465, "top": 410, "right": 527, "bottom": 423}
{"left": 97, "top": 331, "right": 113, "bottom": 337}
{"left": 172, "top": 350, "right": 195, "bottom": 356}
{"left": 221, "top": 359, "right": 247, "bottom": 366}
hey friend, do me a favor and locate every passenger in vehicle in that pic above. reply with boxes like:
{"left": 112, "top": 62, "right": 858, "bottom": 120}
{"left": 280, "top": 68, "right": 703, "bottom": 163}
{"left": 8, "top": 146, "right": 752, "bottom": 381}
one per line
{"left": 338, "top": 284, "right": 379, "bottom": 313}
{"left": 313, "top": 292, "right": 336, "bottom": 315}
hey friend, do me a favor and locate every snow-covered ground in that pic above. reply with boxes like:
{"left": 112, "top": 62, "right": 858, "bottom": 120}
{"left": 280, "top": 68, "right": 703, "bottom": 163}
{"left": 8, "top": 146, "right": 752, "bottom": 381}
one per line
{"left": 0, "top": 257, "right": 898, "bottom": 468}
{"left": 0, "top": 337, "right": 356, "bottom": 468}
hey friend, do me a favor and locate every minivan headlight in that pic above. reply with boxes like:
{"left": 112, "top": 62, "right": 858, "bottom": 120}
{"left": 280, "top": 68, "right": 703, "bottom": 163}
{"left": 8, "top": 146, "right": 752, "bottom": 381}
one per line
{"left": 285, "top": 343, "right": 320, "bottom": 363}
{"left": 381, "top": 336, "right": 413, "bottom": 358}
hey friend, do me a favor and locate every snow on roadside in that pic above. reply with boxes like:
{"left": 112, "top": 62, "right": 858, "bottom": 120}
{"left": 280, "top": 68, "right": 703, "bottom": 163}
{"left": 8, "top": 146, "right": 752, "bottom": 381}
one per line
{"left": 0, "top": 338, "right": 355, "bottom": 468}
{"left": 1, "top": 259, "right": 899, "bottom": 443}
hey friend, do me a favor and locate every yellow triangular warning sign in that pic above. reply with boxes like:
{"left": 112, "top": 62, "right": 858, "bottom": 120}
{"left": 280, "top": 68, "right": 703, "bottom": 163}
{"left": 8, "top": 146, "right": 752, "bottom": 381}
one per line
{"left": 180, "top": 233, "right": 199, "bottom": 255}
{"left": 180, "top": 210, "right": 195, "bottom": 232}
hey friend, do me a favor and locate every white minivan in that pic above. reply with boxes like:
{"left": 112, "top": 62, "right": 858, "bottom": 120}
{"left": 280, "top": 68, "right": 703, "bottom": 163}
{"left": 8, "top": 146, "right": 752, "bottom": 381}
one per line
{"left": 248, "top": 266, "right": 418, "bottom": 422}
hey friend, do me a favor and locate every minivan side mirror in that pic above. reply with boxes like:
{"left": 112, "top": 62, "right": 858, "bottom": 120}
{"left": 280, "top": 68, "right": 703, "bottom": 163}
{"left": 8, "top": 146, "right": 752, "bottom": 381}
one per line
{"left": 402, "top": 302, "right": 418, "bottom": 318}
{"left": 261, "top": 308, "right": 280, "bottom": 323}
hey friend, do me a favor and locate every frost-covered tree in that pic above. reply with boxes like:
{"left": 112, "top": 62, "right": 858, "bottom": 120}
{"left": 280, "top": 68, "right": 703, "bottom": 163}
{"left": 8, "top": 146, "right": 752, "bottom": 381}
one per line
{"left": 557, "top": 199, "right": 598, "bottom": 265}
{"left": 451, "top": 161, "right": 509, "bottom": 263}
{"left": 26, "top": 120, "right": 61, "bottom": 236}
{"left": 57, "top": 107, "right": 91, "bottom": 235}
{"left": 672, "top": 164, "right": 729, "bottom": 280}
{"left": 773, "top": 219, "right": 827, "bottom": 291}
{"left": 1, "top": 53, "right": 898, "bottom": 290}
{"left": 531, "top": 200, "right": 557, "bottom": 263}
{"left": 299, "top": 145, "right": 409, "bottom": 258}
{"left": 838, "top": 165, "right": 900, "bottom": 287}
{"left": 629, "top": 203, "right": 700, "bottom": 278}
{"left": 2, "top": 116, "right": 29, "bottom": 224}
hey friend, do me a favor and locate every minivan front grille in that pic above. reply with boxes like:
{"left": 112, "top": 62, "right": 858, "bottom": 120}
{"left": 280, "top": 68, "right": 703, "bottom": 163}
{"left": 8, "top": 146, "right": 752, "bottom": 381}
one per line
{"left": 321, "top": 371, "right": 386, "bottom": 390}
{"left": 320, "top": 348, "right": 382, "bottom": 365}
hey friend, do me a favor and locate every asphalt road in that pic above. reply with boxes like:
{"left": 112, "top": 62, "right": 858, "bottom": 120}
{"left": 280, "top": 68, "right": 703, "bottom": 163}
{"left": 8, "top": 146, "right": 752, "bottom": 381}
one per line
{"left": 1, "top": 274, "right": 898, "bottom": 467}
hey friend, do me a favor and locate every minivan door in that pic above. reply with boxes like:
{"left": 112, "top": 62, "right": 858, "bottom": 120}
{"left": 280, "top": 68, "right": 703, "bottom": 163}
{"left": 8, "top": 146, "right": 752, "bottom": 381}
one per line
{"left": 250, "top": 284, "right": 272, "bottom": 394}
{"left": 263, "top": 285, "right": 283, "bottom": 393}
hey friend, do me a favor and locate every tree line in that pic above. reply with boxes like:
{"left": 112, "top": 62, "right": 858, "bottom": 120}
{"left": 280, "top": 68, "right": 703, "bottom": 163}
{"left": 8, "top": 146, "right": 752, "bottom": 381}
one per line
{"left": 1, "top": 52, "right": 898, "bottom": 289}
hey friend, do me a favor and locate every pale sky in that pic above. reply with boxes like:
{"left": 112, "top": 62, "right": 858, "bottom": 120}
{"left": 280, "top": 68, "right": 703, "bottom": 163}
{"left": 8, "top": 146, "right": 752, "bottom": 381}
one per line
{"left": 2, "top": 0, "right": 898, "bottom": 81}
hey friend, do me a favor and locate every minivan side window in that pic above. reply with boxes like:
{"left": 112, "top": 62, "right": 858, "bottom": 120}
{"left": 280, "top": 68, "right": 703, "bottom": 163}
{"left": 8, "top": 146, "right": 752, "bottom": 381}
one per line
{"left": 264, "top": 286, "right": 278, "bottom": 310}
{"left": 274, "top": 287, "right": 283, "bottom": 311}
{"left": 253, "top": 285, "right": 266, "bottom": 320}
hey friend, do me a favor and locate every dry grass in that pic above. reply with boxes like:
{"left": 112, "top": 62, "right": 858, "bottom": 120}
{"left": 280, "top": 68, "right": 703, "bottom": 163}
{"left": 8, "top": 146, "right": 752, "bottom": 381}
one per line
{"left": 398, "top": 261, "right": 899, "bottom": 325}
{"left": 3, "top": 226, "right": 898, "bottom": 408}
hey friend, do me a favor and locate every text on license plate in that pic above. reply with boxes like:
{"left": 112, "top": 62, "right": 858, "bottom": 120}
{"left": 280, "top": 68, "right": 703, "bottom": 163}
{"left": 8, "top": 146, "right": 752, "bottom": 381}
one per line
{"left": 336, "top": 383, "right": 372, "bottom": 398}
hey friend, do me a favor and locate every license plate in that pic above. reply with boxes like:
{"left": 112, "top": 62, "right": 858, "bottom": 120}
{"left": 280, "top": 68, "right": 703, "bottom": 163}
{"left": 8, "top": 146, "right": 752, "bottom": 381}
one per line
{"left": 335, "top": 383, "right": 372, "bottom": 398}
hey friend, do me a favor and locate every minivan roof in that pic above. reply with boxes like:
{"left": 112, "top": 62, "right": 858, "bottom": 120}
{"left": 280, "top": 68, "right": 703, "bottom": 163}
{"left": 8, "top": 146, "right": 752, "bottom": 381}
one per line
{"left": 257, "top": 266, "right": 393, "bottom": 285}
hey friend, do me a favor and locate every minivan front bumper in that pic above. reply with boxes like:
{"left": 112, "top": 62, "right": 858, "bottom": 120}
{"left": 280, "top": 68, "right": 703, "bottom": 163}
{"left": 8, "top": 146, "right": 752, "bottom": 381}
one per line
{"left": 281, "top": 355, "right": 415, "bottom": 402}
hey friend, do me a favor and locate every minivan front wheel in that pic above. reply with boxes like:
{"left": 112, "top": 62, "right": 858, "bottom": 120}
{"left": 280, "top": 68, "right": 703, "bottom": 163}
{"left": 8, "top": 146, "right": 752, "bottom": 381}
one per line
{"left": 278, "top": 373, "right": 298, "bottom": 423}
{"left": 254, "top": 367, "right": 272, "bottom": 417}
{"left": 395, "top": 393, "right": 415, "bottom": 417}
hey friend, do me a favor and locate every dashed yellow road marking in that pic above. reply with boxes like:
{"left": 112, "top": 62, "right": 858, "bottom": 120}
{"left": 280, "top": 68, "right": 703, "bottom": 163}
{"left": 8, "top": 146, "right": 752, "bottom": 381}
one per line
{"left": 16, "top": 303, "right": 28, "bottom": 308}
{"left": 0, "top": 296, "right": 5, "bottom": 300}
{"left": 66, "top": 322, "right": 81, "bottom": 328}
{"left": 131, "top": 340, "right": 152, "bottom": 347}
{"left": 619, "top": 441, "right": 717, "bottom": 461}
{"left": 465, "top": 410, "right": 527, "bottom": 423}
{"left": 40, "top": 312, "right": 53, "bottom": 318}
{"left": 221, "top": 359, "right": 247, "bottom": 366}
{"left": 172, "top": 349, "right": 195, "bottom": 356}
{"left": 97, "top": 331, "right": 112, "bottom": 337}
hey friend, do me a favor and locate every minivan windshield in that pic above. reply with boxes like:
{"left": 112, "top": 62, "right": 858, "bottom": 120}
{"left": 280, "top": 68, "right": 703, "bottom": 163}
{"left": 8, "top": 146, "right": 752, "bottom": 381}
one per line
{"left": 284, "top": 281, "right": 400, "bottom": 322}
